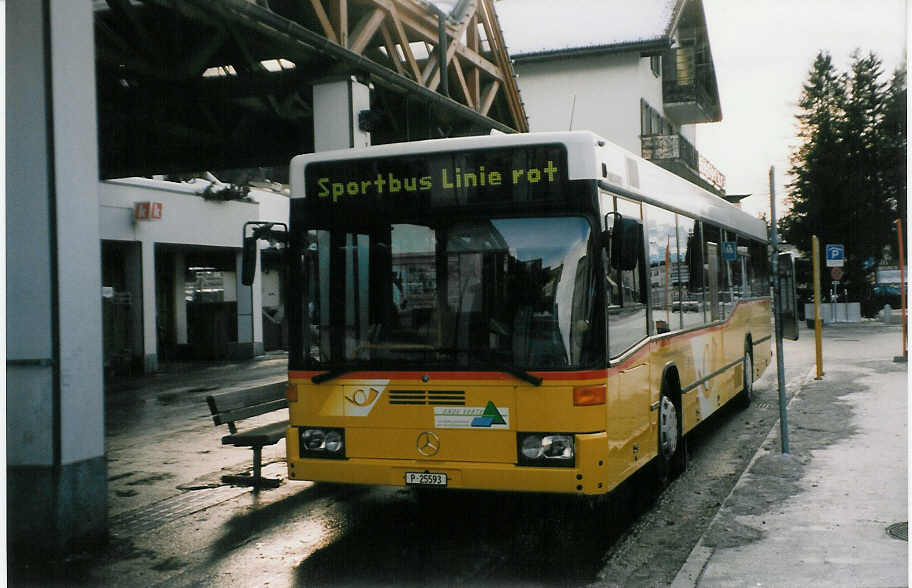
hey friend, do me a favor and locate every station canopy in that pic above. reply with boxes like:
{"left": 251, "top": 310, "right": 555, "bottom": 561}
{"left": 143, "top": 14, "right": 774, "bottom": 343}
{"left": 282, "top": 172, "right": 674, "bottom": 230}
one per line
{"left": 94, "top": 0, "right": 527, "bottom": 179}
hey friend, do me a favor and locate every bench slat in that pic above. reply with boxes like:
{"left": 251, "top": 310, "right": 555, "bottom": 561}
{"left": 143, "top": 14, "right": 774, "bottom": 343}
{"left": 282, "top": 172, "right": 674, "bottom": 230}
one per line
{"left": 222, "top": 420, "right": 289, "bottom": 447}
{"left": 206, "top": 381, "right": 287, "bottom": 427}
{"left": 206, "top": 381, "right": 287, "bottom": 412}
{"left": 211, "top": 398, "right": 288, "bottom": 426}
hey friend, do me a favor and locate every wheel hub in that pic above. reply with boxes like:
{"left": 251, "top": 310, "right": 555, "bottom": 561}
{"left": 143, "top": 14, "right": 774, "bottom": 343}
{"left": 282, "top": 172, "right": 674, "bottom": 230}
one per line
{"left": 659, "top": 396, "right": 677, "bottom": 458}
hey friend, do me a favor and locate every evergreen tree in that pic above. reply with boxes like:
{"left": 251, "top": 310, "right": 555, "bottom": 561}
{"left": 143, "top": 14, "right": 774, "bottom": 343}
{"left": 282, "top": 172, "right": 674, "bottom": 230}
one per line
{"left": 841, "top": 51, "right": 887, "bottom": 295}
{"left": 880, "top": 65, "right": 907, "bottom": 233}
{"left": 781, "top": 50, "right": 906, "bottom": 304}
{"left": 781, "top": 51, "right": 845, "bottom": 253}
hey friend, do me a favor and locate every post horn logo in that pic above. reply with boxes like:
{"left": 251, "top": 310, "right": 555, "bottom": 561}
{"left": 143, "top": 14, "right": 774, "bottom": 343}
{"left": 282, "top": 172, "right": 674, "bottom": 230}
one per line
{"left": 345, "top": 387, "right": 379, "bottom": 407}
{"left": 416, "top": 431, "right": 440, "bottom": 457}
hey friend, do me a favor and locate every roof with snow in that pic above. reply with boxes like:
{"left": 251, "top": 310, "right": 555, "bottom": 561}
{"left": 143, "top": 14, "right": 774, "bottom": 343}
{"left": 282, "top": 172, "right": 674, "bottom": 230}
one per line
{"left": 496, "top": 0, "right": 683, "bottom": 59}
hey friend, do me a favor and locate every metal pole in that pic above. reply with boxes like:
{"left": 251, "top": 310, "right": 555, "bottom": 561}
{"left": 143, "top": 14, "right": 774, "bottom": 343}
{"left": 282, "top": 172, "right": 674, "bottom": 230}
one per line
{"left": 812, "top": 236, "right": 824, "bottom": 378}
{"left": 895, "top": 218, "right": 907, "bottom": 361}
{"left": 437, "top": 12, "right": 450, "bottom": 98}
{"left": 769, "top": 166, "right": 790, "bottom": 453}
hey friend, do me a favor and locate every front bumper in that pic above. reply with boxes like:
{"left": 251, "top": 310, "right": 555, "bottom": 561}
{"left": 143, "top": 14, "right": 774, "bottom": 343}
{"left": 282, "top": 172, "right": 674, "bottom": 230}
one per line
{"left": 286, "top": 429, "right": 620, "bottom": 495}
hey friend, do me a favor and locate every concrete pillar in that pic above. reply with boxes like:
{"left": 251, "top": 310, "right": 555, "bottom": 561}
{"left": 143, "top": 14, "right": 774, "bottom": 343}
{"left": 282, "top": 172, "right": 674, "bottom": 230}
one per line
{"left": 124, "top": 242, "right": 144, "bottom": 369}
{"left": 173, "top": 251, "right": 188, "bottom": 346}
{"left": 313, "top": 77, "right": 372, "bottom": 151}
{"left": 235, "top": 250, "right": 264, "bottom": 358}
{"left": 6, "top": 0, "right": 106, "bottom": 556}
{"left": 141, "top": 240, "right": 158, "bottom": 372}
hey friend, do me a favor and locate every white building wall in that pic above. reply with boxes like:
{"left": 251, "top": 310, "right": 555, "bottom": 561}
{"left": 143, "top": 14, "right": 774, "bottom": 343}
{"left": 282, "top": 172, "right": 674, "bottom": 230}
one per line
{"left": 515, "top": 53, "right": 662, "bottom": 155}
{"left": 637, "top": 55, "right": 664, "bottom": 117}
{"left": 97, "top": 178, "right": 290, "bottom": 367}
{"left": 261, "top": 270, "right": 282, "bottom": 308}
{"left": 99, "top": 179, "right": 261, "bottom": 245}
{"left": 680, "top": 123, "right": 697, "bottom": 143}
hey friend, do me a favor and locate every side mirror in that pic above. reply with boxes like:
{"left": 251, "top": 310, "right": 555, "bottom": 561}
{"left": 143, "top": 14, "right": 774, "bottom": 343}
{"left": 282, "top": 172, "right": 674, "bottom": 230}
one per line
{"left": 241, "top": 236, "right": 257, "bottom": 286}
{"left": 604, "top": 213, "right": 642, "bottom": 271}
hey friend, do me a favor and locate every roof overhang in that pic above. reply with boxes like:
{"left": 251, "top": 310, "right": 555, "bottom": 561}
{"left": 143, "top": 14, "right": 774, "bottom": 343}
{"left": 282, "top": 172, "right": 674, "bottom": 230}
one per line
{"left": 511, "top": 38, "right": 672, "bottom": 63}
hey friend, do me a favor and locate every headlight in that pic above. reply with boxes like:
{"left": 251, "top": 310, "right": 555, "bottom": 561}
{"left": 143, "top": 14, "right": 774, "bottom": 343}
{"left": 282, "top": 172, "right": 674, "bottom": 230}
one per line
{"left": 517, "top": 433, "right": 575, "bottom": 467}
{"left": 542, "top": 435, "right": 573, "bottom": 459}
{"left": 324, "top": 430, "right": 343, "bottom": 453}
{"left": 300, "top": 427, "right": 346, "bottom": 459}
{"left": 521, "top": 435, "right": 543, "bottom": 459}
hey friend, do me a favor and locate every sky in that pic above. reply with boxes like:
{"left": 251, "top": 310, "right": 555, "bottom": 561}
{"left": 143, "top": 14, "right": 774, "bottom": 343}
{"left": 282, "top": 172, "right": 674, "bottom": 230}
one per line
{"left": 695, "top": 0, "right": 908, "bottom": 219}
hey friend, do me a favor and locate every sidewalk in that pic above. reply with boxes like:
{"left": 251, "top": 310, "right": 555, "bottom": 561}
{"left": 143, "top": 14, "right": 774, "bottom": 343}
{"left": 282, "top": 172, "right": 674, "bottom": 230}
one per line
{"left": 673, "top": 323, "right": 908, "bottom": 587}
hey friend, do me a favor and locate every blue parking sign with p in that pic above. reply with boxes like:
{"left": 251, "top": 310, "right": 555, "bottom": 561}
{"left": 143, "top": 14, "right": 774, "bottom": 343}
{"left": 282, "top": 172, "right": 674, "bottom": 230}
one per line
{"left": 825, "top": 244, "right": 844, "bottom": 267}
{"left": 721, "top": 241, "right": 737, "bottom": 261}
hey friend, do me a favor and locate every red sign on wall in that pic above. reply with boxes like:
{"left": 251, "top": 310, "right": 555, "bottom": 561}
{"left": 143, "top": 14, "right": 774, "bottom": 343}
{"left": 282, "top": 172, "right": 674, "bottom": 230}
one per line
{"left": 134, "top": 201, "right": 163, "bottom": 220}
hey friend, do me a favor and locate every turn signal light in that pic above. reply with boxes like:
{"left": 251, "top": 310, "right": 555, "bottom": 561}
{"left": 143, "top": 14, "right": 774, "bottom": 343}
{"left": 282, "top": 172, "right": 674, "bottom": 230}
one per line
{"left": 286, "top": 382, "right": 298, "bottom": 403}
{"left": 573, "top": 385, "right": 606, "bottom": 406}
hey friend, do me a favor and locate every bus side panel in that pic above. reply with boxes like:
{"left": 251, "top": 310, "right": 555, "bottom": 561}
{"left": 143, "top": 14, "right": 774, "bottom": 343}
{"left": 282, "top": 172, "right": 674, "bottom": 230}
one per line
{"left": 653, "top": 299, "right": 773, "bottom": 438}
{"left": 722, "top": 304, "right": 748, "bottom": 405}
{"left": 604, "top": 363, "right": 652, "bottom": 478}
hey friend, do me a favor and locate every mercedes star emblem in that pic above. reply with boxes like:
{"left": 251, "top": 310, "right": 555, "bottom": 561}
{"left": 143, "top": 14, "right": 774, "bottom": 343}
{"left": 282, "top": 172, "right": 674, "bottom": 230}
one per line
{"left": 416, "top": 431, "right": 440, "bottom": 456}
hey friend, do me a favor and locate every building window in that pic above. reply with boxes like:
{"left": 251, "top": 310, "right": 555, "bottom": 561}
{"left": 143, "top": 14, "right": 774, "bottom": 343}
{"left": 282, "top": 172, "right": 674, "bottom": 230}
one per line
{"left": 640, "top": 100, "right": 675, "bottom": 137}
{"left": 650, "top": 55, "right": 661, "bottom": 77}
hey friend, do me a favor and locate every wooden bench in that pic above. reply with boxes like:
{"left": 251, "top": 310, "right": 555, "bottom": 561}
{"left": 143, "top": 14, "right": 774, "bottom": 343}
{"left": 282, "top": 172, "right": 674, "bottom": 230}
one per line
{"left": 206, "top": 381, "right": 288, "bottom": 489}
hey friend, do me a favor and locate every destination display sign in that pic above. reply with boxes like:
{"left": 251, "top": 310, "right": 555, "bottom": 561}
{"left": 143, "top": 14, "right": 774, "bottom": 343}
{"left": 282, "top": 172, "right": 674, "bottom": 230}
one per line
{"left": 303, "top": 144, "right": 570, "bottom": 213}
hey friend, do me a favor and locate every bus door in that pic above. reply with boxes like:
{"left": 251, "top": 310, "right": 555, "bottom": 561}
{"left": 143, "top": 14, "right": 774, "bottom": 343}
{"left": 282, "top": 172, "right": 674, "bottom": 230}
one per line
{"left": 777, "top": 252, "right": 800, "bottom": 341}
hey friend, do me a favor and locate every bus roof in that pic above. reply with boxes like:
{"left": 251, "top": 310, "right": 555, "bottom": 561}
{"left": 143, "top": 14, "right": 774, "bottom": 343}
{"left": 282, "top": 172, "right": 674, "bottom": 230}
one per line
{"left": 290, "top": 131, "right": 767, "bottom": 242}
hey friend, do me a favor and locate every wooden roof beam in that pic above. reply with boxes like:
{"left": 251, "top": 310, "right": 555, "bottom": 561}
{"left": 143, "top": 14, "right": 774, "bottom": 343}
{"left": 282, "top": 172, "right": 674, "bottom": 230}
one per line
{"left": 308, "top": 0, "right": 338, "bottom": 44}
{"left": 388, "top": 3, "right": 423, "bottom": 82}
{"left": 349, "top": 7, "right": 386, "bottom": 54}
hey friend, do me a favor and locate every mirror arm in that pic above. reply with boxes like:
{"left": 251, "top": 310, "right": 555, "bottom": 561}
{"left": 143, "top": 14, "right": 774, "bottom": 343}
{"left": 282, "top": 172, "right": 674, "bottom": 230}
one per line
{"left": 241, "top": 221, "right": 288, "bottom": 286}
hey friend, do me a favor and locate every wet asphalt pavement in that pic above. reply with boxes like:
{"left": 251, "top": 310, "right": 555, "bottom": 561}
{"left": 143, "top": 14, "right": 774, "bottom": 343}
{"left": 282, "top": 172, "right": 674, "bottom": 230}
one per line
{"left": 10, "top": 323, "right": 901, "bottom": 587}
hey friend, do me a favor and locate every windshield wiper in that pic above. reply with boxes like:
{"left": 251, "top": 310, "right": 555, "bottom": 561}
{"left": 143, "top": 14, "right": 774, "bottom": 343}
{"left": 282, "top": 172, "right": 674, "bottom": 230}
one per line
{"left": 492, "top": 364, "right": 543, "bottom": 386}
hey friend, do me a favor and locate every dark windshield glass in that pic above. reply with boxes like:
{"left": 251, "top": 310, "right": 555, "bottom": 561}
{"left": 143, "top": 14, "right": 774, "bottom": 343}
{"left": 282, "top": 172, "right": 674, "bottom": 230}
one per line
{"left": 297, "top": 217, "right": 600, "bottom": 370}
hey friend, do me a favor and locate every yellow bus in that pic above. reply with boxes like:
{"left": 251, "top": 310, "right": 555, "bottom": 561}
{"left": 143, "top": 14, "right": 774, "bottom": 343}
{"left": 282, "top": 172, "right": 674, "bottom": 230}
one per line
{"left": 276, "top": 131, "right": 772, "bottom": 496}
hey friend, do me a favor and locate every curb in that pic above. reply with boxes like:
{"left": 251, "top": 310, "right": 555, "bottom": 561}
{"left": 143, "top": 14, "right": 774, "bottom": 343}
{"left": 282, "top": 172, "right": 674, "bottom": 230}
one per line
{"left": 670, "top": 364, "right": 817, "bottom": 588}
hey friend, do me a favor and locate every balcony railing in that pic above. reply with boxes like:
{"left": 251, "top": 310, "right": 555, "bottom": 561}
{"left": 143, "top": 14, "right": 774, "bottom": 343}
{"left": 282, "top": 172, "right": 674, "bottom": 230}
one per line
{"left": 641, "top": 133, "right": 726, "bottom": 194}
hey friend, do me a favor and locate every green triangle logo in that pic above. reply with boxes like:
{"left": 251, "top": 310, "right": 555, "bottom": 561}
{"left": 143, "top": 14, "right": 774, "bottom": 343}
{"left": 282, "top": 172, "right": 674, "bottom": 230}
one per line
{"left": 481, "top": 401, "right": 506, "bottom": 425}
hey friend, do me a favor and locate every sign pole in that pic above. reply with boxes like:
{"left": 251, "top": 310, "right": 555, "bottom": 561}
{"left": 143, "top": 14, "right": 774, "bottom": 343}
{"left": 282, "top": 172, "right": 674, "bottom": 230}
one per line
{"left": 812, "top": 236, "right": 823, "bottom": 379}
{"left": 895, "top": 218, "right": 907, "bottom": 362}
{"left": 769, "top": 166, "right": 789, "bottom": 453}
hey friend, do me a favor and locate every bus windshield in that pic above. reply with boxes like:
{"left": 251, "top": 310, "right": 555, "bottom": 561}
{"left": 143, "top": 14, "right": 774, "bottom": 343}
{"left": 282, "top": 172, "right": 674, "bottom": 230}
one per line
{"left": 297, "top": 216, "right": 601, "bottom": 371}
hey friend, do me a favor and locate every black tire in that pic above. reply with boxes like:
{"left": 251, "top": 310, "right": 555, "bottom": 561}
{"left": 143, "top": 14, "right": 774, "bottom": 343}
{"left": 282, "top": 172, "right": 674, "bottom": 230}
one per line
{"left": 737, "top": 346, "right": 754, "bottom": 408}
{"left": 655, "top": 382, "right": 686, "bottom": 486}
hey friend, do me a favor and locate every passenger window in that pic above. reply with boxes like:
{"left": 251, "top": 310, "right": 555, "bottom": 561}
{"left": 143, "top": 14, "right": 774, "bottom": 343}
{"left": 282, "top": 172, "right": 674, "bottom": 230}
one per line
{"left": 606, "top": 197, "right": 648, "bottom": 356}
{"left": 749, "top": 240, "right": 769, "bottom": 296}
{"left": 678, "top": 216, "right": 705, "bottom": 328}
{"left": 644, "top": 203, "right": 679, "bottom": 333}
{"left": 731, "top": 234, "right": 748, "bottom": 302}
{"left": 702, "top": 223, "right": 728, "bottom": 321}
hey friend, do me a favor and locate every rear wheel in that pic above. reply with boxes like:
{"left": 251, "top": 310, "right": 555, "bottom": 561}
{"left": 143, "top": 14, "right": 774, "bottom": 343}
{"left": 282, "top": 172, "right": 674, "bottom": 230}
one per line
{"left": 738, "top": 348, "right": 754, "bottom": 408}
